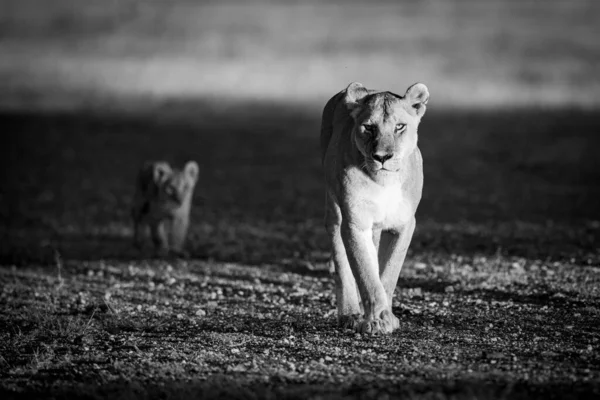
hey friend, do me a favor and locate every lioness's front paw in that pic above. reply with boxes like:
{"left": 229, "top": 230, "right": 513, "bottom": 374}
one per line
{"left": 385, "top": 309, "right": 400, "bottom": 331}
{"left": 356, "top": 310, "right": 399, "bottom": 335}
{"left": 339, "top": 314, "right": 362, "bottom": 330}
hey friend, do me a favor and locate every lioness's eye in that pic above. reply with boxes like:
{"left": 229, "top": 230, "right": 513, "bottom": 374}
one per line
{"left": 395, "top": 123, "right": 406, "bottom": 133}
{"left": 362, "top": 124, "right": 374, "bottom": 133}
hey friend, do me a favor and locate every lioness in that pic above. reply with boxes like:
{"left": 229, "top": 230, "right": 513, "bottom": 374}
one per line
{"left": 131, "top": 160, "right": 199, "bottom": 257}
{"left": 321, "top": 82, "right": 429, "bottom": 334}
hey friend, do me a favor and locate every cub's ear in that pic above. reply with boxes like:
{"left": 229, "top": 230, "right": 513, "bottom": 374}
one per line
{"left": 404, "top": 83, "right": 429, "bottom": 117}
{"left": 184, "top": 161, "right": 199, "bottom": 184}
{"left": 344, "top": 82, "right": 369, "bottom": 112}
{"left": 152, "top": 162, "right": 172, "bottom": 184}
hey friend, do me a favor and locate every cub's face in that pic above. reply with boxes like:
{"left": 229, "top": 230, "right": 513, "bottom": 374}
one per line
{"left": 346, "top": 82, "right": 429, "bottom": 173}
{"left": 154, "top": 161, "right": 199, "bottom": 207}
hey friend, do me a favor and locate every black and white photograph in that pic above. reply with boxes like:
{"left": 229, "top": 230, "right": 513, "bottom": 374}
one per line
{"left": 1, "top": 0, "right": 599, "bottom": 398}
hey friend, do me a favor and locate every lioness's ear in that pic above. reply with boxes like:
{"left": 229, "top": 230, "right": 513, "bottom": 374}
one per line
{"left": 405, "top": 83, "right": 429, "bottom": 117}
{"left": 344, "top": 82, "right": 369, "bottom": 112}
{"left": 152, "top": 162, "right": 172, "bottom": 184}
{"left": 184, "top": 161, "right": 199, "bottom": 184}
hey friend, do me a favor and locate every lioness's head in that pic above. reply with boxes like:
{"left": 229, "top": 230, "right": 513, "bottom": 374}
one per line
{"left": 345, "top": 82, "right": 429, "bottom": 173}
{"left": 153, "top": 161, "right": 199, "bottom": 206}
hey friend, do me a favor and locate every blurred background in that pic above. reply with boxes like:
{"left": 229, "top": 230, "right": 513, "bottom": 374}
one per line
{"left": 1, "top": 0, "right": 599, "bottom": 267}
{"left": 1, "top": 0, "right": 599, "bottom": 109}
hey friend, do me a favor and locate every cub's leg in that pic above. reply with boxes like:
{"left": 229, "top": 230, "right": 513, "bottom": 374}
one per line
{"left": 326, "top": 197, "right": 361, "bottom": 328}
{"left": 169, "top": 213, "right": 190, "bottom": 258}
{"left": 378, "top": 217, "right": 416, "bottom": 328}
{"left": 149, "top": 219, "right": 169, "bottom": 257}
{"left": 341, "top": 222, "right": 395, "bottom": 334}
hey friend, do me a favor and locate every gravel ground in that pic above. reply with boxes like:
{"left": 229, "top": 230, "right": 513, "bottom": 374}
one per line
{"left": 1, "top": 101, "right": 599, "bottom": 399}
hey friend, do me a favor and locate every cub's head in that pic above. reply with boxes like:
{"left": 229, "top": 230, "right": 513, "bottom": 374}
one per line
{"left": 152, "top": 161, "right": 199, "bottom": 206}
{"left": 344, "top": 82, "right": 429, "bottom": 173}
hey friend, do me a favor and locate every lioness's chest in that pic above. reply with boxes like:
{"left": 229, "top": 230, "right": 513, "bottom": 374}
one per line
{"left": 377, "top": 185, "right": 413, "bottom": 229}
{"left": 353, "top": 184, "right": 414, "bottom": 230}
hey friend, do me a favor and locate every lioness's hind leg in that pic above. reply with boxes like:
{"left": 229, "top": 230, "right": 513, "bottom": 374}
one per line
{"left": 372, "top": 228, "right": 382, "bottom": 255}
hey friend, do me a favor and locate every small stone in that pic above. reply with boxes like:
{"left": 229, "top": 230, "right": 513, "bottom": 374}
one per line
{"left": 541, "top": 351, "right": 558, "bottom": 357}
{"left": 483, "top": 351, "right": 505, "bottom": 360}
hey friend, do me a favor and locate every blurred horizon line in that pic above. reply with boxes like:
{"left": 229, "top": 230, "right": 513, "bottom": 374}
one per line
{"left": 1, "top": 86, "right": 599, "bottom": 116}
{"left": 1, "top": 0, "right": 598, "bottom": 111}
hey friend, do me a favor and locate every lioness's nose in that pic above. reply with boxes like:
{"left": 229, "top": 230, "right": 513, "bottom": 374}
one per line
{"left": 372, "top": 152, "right": 393, "bottom": 164}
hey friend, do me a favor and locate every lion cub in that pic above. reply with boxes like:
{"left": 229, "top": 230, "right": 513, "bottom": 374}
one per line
{"left": 321, "top": 82, "right": 430, "bottom": 334}
{"left": 131, "top": 160, "right": 199, "bottom": 257}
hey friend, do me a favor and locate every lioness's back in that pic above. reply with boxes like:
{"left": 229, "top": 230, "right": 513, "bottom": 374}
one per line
{"left": 320, "top": 91, "right": 345, "bottom": 162}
